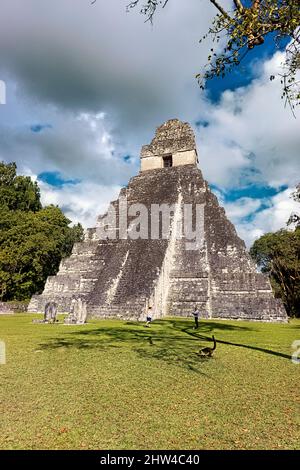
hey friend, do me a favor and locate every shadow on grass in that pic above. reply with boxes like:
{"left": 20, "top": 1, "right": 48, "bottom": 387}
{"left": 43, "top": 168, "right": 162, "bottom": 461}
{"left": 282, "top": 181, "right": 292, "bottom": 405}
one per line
{"left": 175, "top": 322, "right": 291, "bottom": 360}
{"left": 39, "top": 319, "right": 291, "bottom": 373}
{"left": 125, "top": 319, "right": 254, "bottom": 332}
{"left": 39, "top": 322, "right": 218, "bottom": 375}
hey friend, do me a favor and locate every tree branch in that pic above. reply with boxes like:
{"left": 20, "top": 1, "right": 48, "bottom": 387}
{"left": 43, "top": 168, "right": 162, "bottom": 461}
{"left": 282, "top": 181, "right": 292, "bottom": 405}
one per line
{"left": 208, "top": 0, "right": 232, "bottom": 20}
{"left": 233, "top": 0, "right": 244, "bottom": 14}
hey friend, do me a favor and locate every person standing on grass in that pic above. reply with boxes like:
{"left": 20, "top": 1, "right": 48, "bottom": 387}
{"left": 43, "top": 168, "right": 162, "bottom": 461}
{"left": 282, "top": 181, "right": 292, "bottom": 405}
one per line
{"left": 146, "top": 306, "right": 153, "bottom": 327}
{"left": 192, "top": 306, "right": 200, "bottom": 329}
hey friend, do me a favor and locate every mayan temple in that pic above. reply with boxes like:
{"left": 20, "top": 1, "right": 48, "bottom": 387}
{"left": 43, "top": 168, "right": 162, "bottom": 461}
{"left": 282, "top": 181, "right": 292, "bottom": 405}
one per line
{"left": 28, "top": 119, "right": 287, "bottom": 321}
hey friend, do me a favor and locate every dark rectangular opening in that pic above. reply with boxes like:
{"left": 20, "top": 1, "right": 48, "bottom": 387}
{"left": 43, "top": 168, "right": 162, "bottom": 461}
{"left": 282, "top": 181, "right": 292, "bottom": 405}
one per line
{"left": 163, "top": 155, "right": 173, "bottom": 168}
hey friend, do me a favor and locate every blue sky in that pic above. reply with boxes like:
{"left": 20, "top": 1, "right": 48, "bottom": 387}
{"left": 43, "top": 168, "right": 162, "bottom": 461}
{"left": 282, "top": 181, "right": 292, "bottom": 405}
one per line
{"left": 38, "top": 171, "right": 80, "bottom": 188}
{"left": 206, "top": 32, "right": 290, "bottom": 102}
{"left": 211, "top": 183, "right": 289, "bottom": 203}
{"left": 0, "top": 0, "right": 299, "bottom": 246}
{"left": 30, "top": 124, "right": 52, "bottom": 133}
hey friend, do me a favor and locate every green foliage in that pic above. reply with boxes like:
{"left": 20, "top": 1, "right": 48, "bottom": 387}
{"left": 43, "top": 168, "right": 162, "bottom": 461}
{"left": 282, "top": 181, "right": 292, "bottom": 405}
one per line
{"left": 197, "top": 0, "right": 300, "bottom": 111}
{"left": 128, "top": 0, "right": 300, "bottom": 110}
{"left": 0, "top": 162, "right": 42, "bottom": 212}
{"left": 250, "top": 228, "right": 300, "bottom": 316}
{"left": 0, "top": 162, "right": 84, "bottom": 301}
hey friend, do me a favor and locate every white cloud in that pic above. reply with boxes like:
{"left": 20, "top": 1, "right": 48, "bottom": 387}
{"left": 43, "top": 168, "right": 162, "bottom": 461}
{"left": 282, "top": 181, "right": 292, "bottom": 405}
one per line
{"left": 198, "top": 51, "right": 300, "bottom": 189}
{"left": 225, "top": 188, "right": 299, "bottom": 247}
{"left": 0, "top": 1, "right": 299, "bottom": 247}
{"left": 0, "top": 108, "right": 136, "bottom": 185}
{"left": 0, "top": 0, "right": 222, "bottom": 149}
{"left": 39, "top": 179, "right": 121, "bottom": 228}
{"left": 224, "top": 197, "right": 262, "bottom": 220}
{"left": 194, "top": 49, "right": 300, "bottom": 246}
{"left": 0, "top": 0, "right": 225, "bottom": 189}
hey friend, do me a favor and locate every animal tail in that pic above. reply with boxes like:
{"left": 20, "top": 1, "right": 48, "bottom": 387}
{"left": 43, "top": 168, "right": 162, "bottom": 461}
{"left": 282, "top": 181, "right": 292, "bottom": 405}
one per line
{"left": 211, "top": 335, "right": 217, "bottom": 350}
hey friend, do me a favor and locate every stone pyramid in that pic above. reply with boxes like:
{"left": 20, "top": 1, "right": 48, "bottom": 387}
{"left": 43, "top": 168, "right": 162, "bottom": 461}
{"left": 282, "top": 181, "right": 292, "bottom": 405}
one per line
{"left": 28, "top": 119, "right": 287, "bottom": 322}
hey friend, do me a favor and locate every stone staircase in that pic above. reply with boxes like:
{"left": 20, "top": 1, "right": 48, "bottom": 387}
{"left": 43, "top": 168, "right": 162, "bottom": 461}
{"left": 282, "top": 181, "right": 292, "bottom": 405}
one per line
{"left": 167, "top": 240, "right": 210, "bottom": 317}
{"left": 87, "top": 239, "right": 168, "bottom": 319}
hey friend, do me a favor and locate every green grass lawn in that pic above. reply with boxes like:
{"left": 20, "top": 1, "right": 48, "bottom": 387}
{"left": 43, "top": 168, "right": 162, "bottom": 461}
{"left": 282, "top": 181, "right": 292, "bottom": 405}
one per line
{"left": 0, "top": 314, "right": 299, "bottom": 450}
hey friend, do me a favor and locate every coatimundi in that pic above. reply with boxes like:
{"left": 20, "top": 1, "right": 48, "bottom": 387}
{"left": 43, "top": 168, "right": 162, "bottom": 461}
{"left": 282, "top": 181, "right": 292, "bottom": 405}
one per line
{"left": 199, "top": 335, "right": 216, "bottom": 357}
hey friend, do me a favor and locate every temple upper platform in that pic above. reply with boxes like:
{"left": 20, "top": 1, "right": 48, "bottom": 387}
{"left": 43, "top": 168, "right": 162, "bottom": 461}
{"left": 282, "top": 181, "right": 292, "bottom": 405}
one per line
{"left": 140, "top": 119, "right": 198, "bottom": 172}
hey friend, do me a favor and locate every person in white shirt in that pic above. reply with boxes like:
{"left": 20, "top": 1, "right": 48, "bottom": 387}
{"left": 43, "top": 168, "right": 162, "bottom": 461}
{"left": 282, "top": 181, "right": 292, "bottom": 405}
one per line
{"left": 192, "top": 306, "right": 200, "bottom": 329}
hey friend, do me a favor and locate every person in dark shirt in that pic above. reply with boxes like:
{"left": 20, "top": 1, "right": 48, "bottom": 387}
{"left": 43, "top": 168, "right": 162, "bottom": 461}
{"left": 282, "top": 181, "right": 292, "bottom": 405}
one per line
{"left": 146, "top": 306, "right": 153, "bottom": 327}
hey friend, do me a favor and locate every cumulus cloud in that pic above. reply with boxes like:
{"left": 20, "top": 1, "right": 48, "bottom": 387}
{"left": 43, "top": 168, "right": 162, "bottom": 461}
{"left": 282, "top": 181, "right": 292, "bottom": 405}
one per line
{"left": 0, "top": 1, "right": 299, "bottom": 247}
{"left": 0, "top": 0, "right": 224, "bottom": 191}
{"left": 198, "top": 51, "right": 300, "bottom": 189}
{"left": 222, "top": 188, "right": 299, "bottom": 247}
{"left": 0, "top": 0, "right": 221, "bottom": 149}
{"left": 0, "top": 108, "right": 136, "bottom": 185}
{"left": 194, "top": 50, "right": 300, "bottom": 245}
{"left": 39, "top": 179, "right": 121, "bottom": 228}
{"left": 223, "top": 197, "right": 262, "bottom": 220}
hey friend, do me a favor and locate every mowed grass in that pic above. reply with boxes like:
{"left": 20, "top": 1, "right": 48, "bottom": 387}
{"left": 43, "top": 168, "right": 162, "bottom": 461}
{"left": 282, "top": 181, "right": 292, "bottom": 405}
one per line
{"left": 0, "top": 314, "right": 299, "bottom": 450}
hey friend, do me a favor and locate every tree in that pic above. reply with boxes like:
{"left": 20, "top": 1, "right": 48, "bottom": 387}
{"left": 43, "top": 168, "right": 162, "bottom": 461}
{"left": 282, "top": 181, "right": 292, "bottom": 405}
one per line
{"left": 0, "top": 162, "right": 84, "bottom": 301}
{"left": 0, "top": 161, "right": 42, "bottom": 212}
{"left": 126, "top": 0, "right": 300, "bottom": 110}
{"left": 250, "top": 228, "right": 300, "bottom": 316}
